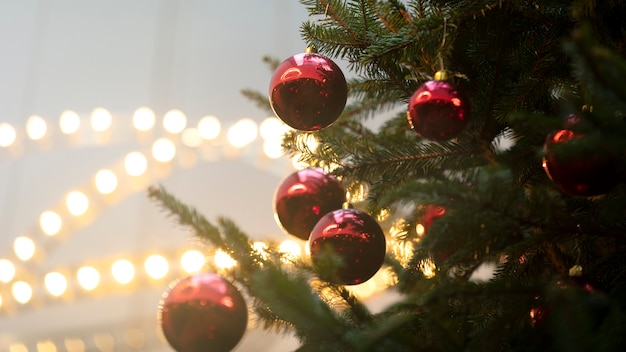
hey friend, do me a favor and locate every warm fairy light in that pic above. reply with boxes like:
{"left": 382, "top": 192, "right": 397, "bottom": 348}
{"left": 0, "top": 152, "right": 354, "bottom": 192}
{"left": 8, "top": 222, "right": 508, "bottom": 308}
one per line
{"left": 296, "top": 133, "right": 319, "bottom": 152}
{"left": 180, "top": 250, "right": 205, "bottom": 273}
{"left": 40, "top": 211, "right": 62, "bottom": 236}
{"left": 227, "top": 118, "right": 257, "bottom": 148}
{"left": 278, "top": 240, "right": 301, "bottom": 262}
{"left": 12, "top": 281, "right": 33, "bottom": 304}
{"left": 0, "top": 259, "right": 16, "bottom": 282}
{"left": 132, "top": 107, "right": 156, "bottom": 131}
{"left": 151, "top": 138, "right": 176, "bottom": 162}
{"left": 64, "top": 338, "right": 86, "bottom": 352}
{"left": 163, "top": 109, "right": 187, "bottom": 134}
{"left": 26, "top": 115, "right": 47, "bottom": 140}
{"left": 415, "top": 223, "right": 426, "bottom": 237}
{"left": 263, "top": 139, "right": 283, "bottom": 159}
{"left": 181, "top": 128, "right": 202, "bottom": 147}
{"left": 95, "top": 169, "right": 118, "bottom": 194}
{"left": 124, "top": 151, "right": 148, "bottom": 176}
{"left": 77, "top": 266, "right": 100, "bottom": 291}
{"left": 259, "top": 116, "right": 288, "bottom": 140}
{"left": 252, "top": 241, "right": 269, "bottom": 260}
{"left": 144, "top": 254, "right": 169, "bottom": 279}
{"left": 111, "top": 259, "right": 135, "bottom": 284}
{"left": 90, "top": 107, "right": 112, "bottom": 131}
{"left": 420, "top": 258, "right": 437, "bottom": 279}
{"left": 59, "top": 110, "right": 80, "bottom": 134}
{"left": 45, "top": 272, "right": 68, "bottom": 297}
{"left": 214, "top": 249, "right": 237, "bottom": 269}
{"left": 14, "top": 236, "right": 35, "bottom": 261}
{"left": 37, "top": 341, "right": 58, "bottom": 352}
{"left": 66, "top": 191, "right": 89, "bottom": 216}
{"left": 346, "top": 182, "right": 368, "bottom": 203}
{"left": 93, "top": 333, "right": 115, "bottom": 352}
{"left": 197, "top": 115, "right": 221, "bottom": 140}
{"left": 8, "top": 344, "right": 28, "bottom": 352}
{"left": 0, "top": 123, "right": 16, "bottom": 147}
{"left": 291, "top": 153, "right": 308, "bottom": 170}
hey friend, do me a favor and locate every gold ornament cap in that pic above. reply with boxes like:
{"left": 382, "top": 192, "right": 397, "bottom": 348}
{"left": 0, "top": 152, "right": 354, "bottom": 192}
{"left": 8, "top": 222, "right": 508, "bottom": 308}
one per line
{"left": 434, "top": 70, "right": 449, "bottom": 81}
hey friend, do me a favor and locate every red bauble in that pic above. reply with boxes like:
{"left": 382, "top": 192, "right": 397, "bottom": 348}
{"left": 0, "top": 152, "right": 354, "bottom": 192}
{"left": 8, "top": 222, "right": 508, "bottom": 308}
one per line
{"left": 159, "top": 273, "right": 248, "bottom": 352}
{"left": 269, "top": 52, "right": 347, "bottom": 131}
{"left": 542, "top": 128, "right": 618, "bottom": 197}
{"left": 308, "top": 208, "right": 386, "bottom": 285}
{"left": 407, "top": 80, "right": 469, "bottom": 141}
{"left": 274, "top": 168, "right": 345, "bottom": 240}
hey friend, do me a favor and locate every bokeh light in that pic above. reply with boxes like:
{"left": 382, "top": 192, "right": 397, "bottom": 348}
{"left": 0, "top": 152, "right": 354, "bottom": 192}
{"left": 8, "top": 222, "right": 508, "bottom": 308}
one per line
{"left": 59, "top": 110, "right": 80, "bottom": 134}
{"left": 0, "top": 259, "right": 16, "bottom": 283}
{"left": 151, "top": 138, "right": 176, "bottom": 162}
{"left": 95, "top": 169, "right": 118, "bottom": 194}
{"left": 13, "top": 236, "right": 35, "bottom": 261}
{"left": 111, "top": 259, "right": 135, "bottom": 284}
{"left": 180, "top": 250, "right": 205, "bottom": 274}
{"left": 163, "top": 109, "right": 187, "bottom": 134}
{"left": 66, "top": 191, "right": 89, "bottom": 216}
{"left": 40, "top": 211, "right": 62, "bottom": 236}
{"left": 0, "top": 123, "right": 16, "bottom": 147}
{"left": 26, "top": 115, "right": 47, "bottom": 140}
{"left": 181, "top": 128, "right": 202, "bottom": 147}
{"left": 227, "top": 118, "right": 257, "bottom": 148}
{"left": 144, "top": 254, "right": 169, "bottom": 279}
{"left": 12, "top": 281, "right": 33, "bottom": 304}
{"left": 77, "top": 266, "right": 100, "bottom": 291}
{"left": 90, "top": 107, "right": 112, "bottom": 131}
{"left": 214, "top": 250, "right": 236, "bottom": 269}
{"left": 124, "top": 152, "right": 148, "bottom": 176}
{"left": 45, "top": 272, "right": 68, "bottom": 297}
{"left": 197, "top": 115, "right": 220, "bottom": 140}
{"left": 132, "top": 107, "right": 156, "bottom": 131}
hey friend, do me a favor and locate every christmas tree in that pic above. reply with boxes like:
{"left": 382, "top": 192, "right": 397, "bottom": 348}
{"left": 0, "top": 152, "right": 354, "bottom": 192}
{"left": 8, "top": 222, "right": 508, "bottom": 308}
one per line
{"left": 150, "top": 1, "right": 626, "bottom": 351}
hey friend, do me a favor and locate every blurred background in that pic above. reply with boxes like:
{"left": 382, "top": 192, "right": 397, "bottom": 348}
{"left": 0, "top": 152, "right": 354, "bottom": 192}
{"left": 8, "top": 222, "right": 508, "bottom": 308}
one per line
{"left": 0, "top": 1, "right": 397, "bottom": 351}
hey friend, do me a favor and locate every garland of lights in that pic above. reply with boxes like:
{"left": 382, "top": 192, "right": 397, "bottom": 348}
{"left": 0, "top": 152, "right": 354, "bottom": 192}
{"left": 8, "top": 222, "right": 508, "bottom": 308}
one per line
{"left": 0, "top": 107, "right": 394, "bottom": 351}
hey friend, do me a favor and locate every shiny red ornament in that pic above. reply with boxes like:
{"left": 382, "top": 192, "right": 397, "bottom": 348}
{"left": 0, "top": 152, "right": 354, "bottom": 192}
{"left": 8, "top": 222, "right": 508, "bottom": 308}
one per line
{"left": 274, "top": 168, "right": 345, "bottom": 240}
{"left": 407, "top": 80, "right": 469, "bottom": 141}
{"left": 542, "top": 128, "right": 618, "bottom": 197}
{"left": 308, "top": 208, "right": 386, "bottom": 285}
{"left": 269, "top": 52, "right": 347, "bottom": 131}
{"left": 159, "top": 273, "right": 248, "bottom": 352}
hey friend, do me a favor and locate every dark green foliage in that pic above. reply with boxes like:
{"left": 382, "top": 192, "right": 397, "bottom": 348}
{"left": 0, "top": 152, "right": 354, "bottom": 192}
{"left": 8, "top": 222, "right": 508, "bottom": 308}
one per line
{"left": 151, "top": 0, "right": 626, "bottom": 351}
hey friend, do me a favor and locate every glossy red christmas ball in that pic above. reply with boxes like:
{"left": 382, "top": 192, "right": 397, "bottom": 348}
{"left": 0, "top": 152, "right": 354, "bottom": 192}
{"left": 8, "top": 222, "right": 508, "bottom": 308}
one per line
{"left": 159, "top": 273, "right": 248, "bottom": 352}
{"left": 308, "top": 208, "right": 386, "bottom": 285}
{"left": 274, "top": 168, "right": 345, "bottom": 240}
{"left": 407, "top": 80, "right": 469, "bottom": 141}
{"left": 269, "top": 52, "right": 347, "bottom": 131}
{"left": 542, "top": 128, "right": 618, "bottom": 197}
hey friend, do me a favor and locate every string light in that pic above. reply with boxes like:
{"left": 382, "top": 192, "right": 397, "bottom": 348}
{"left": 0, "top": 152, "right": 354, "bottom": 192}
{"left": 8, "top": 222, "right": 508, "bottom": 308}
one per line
{"left": 181, "top": 128, "right": 202, "bottom": 147}
{"left": 213, "top": 249, "right": 236, "bottom": 270}
{"left": 151, "top": 138, "right": 176, "bottom": 162}
{"left": 180, "top": 250, "right": 205, "bottom": 274}
{"left": 44, "top": 272, "right": 68, "bottom": 297}
{"left": 12, "top": 281, "right": 33, "bottom": 304}
{"left": 40, "top": 211, "right": 62, "bottom": 236}
{"left": 66, "top": 191, "right": 89, "bottom": 216}
{"left": 144, "top": 255, "right": 169, "bottom": 280}
{"left": 278, "top": 240, "right": 302, "bottom": 263}
{"left": 227, "top": 118, "right": 257, "bottom": 148}
{"left": 77, "top": 266, "right": 100, "bottom": 291}
{"left": 13, "top": 236, "right": 35, "bottom": 261}
{"left": 124, "top": 151, "right": 147, "bottom": 176}
{"left": 163, "top": 109, "right": 186, "bottom": 134}
{"left": 90, "top": 108, "right": 112, "bottom": 132}
{"left": 94, "top": 169, "right": 118, "bottom": 194}
{"left": 26, "top": 115, "right": 47, "bottom": 140}
{"left": 0, "top": 259, "right": 15, "bottom": 283}
{"left": 59, "top": 110, "right": 80, "bottom": 134}
{"left": 0, "top": 122, "right": 16, "bottom": 147}
{"left": 36, "top": 341, "right": 57, "bottom": 352}
{"left": 197, "top": 115, "right": 220, "bottom": 140}
{"left": 111, "top": 260, "right": 135, "bottom": 284}
{"left": 132, "top": 107, "right": 156, "bottom": 131}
